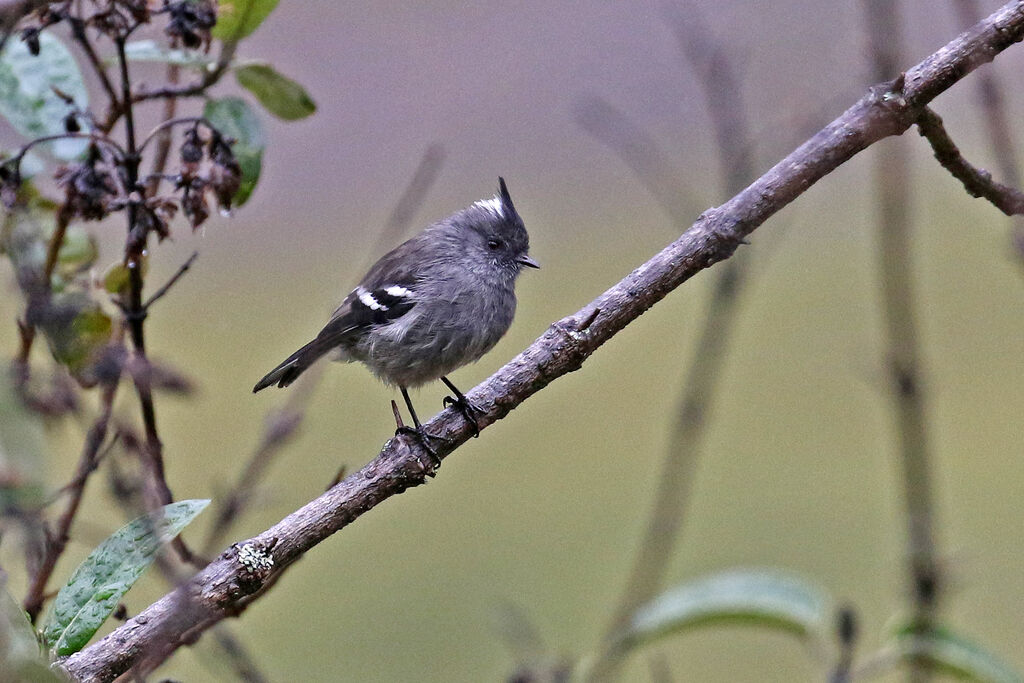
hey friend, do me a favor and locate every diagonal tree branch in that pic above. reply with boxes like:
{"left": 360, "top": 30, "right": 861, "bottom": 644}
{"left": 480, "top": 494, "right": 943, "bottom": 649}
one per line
{"left": 60, "top": 3, "right": 1024, "bottom": 680}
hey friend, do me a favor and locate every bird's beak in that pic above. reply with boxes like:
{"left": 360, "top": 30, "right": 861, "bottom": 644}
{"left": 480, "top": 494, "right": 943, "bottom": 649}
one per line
{"left": 517, "top": 255, "right": 540, "bottom": 269}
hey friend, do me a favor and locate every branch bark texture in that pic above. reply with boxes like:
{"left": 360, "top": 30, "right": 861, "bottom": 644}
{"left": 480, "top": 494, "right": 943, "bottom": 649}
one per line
{"left": 61, "top": 3, "right": 1024, "bottom": 680}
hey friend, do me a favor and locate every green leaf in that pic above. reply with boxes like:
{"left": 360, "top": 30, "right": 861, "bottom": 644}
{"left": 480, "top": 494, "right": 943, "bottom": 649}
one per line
{"left": 204, "top": 97, "right": 264, "bottom": 206}
{"left": 40, "top": 297, "right": 112, "bottom": 380}
{"left": 120, "top": 39, "right": 215, "bottom": 69}
{"left": 1, "top": 581, "right": 40, "bottom": 664}
{"left": 892, "top": 626, "right": 1023, "bottom": 683}
{"left": 41, "top": 500, "right": 210, "bottom": 656}
{"left": 2, "top": 579, "right": 69, "bottom": 681}
{"left": 616, "top": 569, "right": 830, "bottom": 651}
{"left": 212, "top": 0, "right": 280, "bottom": 41}
{"left": 0, "top": 32, "right": 88, "bottom": 160}
{"left": 234, "top": 62, "right": 316, "bottom": 120}
{"left": 102, "top": 262, "right": 131, "bottom": 295}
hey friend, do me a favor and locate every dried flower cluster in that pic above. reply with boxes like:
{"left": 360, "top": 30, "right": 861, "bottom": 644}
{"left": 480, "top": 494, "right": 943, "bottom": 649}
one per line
{"left": 177, "top": 125, "right": 242, "bottom": 230}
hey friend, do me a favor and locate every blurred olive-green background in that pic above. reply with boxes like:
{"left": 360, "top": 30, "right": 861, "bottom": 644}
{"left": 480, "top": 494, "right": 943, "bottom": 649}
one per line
{"left": 3, "top": 1, "right": 1024, "bottom": 681}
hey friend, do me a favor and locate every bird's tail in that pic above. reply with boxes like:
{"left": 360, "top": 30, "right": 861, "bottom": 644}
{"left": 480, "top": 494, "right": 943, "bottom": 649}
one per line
{"left": 253, "top": 337, "right": 335, "bottom": 392}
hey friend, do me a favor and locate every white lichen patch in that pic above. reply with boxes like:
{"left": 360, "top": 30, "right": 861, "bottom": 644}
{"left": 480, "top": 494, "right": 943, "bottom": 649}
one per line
{"left": 237, "top": 542, "right": 274, "bottom": 573}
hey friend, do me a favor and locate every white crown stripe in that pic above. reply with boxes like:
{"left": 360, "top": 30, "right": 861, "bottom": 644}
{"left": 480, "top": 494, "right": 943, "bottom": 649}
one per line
{"left": 473, "top": 196, "right": 504, "bottom": 217}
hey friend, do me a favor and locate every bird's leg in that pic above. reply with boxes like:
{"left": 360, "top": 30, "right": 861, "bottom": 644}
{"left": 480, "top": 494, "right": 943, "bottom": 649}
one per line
{"left": 440, "top": 375, "right": 483, "bottom": 438}
{"left": 394, "top": 386, "right": 446, "bottom": 468}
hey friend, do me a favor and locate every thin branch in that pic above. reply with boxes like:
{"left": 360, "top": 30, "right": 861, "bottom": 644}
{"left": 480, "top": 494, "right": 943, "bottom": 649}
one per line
{"left": 201, "top": 367, "right": 318, "bottom": 556}
{"left": 950, "top": 0, "right": 1024, "bottom": 265}
{"left": 916, "top": 106, "right": 1024, "bottom": 214}
{"left": 574, "top": 95, "right": 699, "bottom": 226}
{"left": 61, "top": 4, "right": 1024, "bottom": 680}
{"left": 595, "top": 4, "right": 757, "bottom": 677}
{"left": 22, "top": 375, "right": 120, "bottom": 622}
{"left": 67, "top": 15, "right": 119, "bottom": 109}
{"left": 113, "top": 36, "right": 193, "bottom": 567}
{"left": 139, "top": 116, "right": 212, "bottom": 154}
{"left": 864, "top": 3, "right": 940, "bottom": 683}
{"left": 1, "top": 132, "right": 124, "bottom": 167}
{"left": 142, "top": 46, "right": 184, "bottom": 199}
{"left": 13, "top": 203, "right": 73, "bottom": 374}
{"left": 102, "top": 40, "right": 236, "bottom": 133}
{"left": 366, "top": 143, "right": 446, "bottom": 269}
{"left": 142, "top": 251, "right": 198, "bottom": 310}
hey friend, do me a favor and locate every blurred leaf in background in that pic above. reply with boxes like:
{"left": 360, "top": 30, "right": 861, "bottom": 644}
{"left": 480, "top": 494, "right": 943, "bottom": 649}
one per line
{"left": 0, "top": 32, "right": 87, "bottom": 160}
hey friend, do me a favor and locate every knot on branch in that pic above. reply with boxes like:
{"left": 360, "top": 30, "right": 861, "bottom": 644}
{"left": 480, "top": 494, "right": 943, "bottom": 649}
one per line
{"left": 875, "top": 73, "right": 919, "bottom": 131}
{"left": 231, "top": 539, "right": 277, "bottom": 595}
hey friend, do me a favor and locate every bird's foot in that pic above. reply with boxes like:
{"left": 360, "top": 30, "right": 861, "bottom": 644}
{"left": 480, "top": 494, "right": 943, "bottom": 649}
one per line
{"left": 395, "top": 425, "right": 448, "bottom": 472}
{"left": 442, "top": 394, "right": 484, "bottom": 438}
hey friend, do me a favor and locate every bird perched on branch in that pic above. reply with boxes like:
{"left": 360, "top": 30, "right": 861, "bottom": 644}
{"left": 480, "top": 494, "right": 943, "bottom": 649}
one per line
{"left": 253, "top": 177, "right": 538, "bottom": 459}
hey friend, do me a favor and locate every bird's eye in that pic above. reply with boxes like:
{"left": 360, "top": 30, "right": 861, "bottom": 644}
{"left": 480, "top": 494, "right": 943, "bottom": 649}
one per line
{"left": 487, "top": 238, "right": 503, "bottom": 251}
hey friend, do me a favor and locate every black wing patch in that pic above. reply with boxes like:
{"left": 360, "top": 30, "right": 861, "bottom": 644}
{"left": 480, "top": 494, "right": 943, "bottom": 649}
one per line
{"left": 348, "top": 285, "right": 416, "bottom": 326}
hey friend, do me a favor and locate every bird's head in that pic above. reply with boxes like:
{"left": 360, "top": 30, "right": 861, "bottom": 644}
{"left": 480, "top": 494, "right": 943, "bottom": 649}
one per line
{"left": 460, "top": 177, "right": 539, "bottom": 279}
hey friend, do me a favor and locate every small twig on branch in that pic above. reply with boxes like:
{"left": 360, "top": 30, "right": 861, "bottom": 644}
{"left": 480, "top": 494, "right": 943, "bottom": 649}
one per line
{"left": 916, "top": 106, "right": 1024, "bottom": 215}
{"left": 61, "top": 3, "right": 1024, "bottom": 680}
{"left": 951, "top": 0, "right": 1024, "bottom": 265}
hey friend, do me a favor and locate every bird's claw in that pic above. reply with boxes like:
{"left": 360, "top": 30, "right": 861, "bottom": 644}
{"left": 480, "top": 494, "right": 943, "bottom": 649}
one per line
{"left": 395, "top": 425, "right": 448, "bottom": 472}
{"left": 443, "top": 394, "right": 484, "bottom": 438}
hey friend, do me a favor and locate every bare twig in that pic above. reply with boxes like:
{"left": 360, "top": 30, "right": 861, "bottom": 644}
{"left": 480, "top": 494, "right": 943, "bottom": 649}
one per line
{"left": 67, "top": 15, "right": 119, "bottom": 109}
{"left": 864, "top": 3, "right": 940, "bottom": 682}
{"left": 595, "top": 6, "right": 757, "bottom": 678}
{"left": 142, "top": 251, "right": 198, "bottom": 310}
{"left": 13, "top": 204, "right": 73, "bottom": 374}
{"left": 950, "top": 0, "right": 1024, "bottom": 265}
{"left": 22, "top": 375, "right": 120, "bottom": 622}
{"left": 830, "top": 606, "right": 858, "bottom": 683}
{"left": 102, "top": 40, "right": 236, "bottom": 133}
{"left": 916, "top": 106, "right": 1024, "bottom": 214}
{"left": 201, "top": 369, "right": 316, "bottom": 556}
{"left": 58, "top": 6, "right": 1024, "bottom": 680}
{"left": 209, "top": 626, "right": 271, "bottom": 683}
{"left": 368, "top": 143, "right": 446, "bottom": 265}
{"left": 574, "top": 95, "right": 698, "bottom": 226}
{"left": 142, "top": 53, "right": 182, "bottom": 199}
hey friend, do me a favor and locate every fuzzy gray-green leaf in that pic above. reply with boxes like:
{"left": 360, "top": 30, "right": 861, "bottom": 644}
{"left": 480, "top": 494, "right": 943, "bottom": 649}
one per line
{"left": 0, "top": 32, "right": 88, "bottom": 159}
{"left": 41, "top": 500, "right": 210, "bottom": 656}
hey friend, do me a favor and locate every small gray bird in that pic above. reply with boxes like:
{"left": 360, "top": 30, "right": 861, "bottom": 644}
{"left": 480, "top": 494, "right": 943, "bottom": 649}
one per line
{"left": 253, "top": 177, "right": 537, "bottom": 452}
